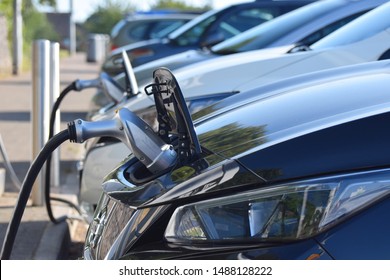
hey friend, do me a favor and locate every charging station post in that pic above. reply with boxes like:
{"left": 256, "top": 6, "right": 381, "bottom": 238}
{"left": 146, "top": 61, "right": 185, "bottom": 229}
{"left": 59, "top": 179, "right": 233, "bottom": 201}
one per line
{"left": 32, "top": 40, "right": 60, "bottom": 206}
{"left": 50, "top": 42, "right": 61, "bottom": 190}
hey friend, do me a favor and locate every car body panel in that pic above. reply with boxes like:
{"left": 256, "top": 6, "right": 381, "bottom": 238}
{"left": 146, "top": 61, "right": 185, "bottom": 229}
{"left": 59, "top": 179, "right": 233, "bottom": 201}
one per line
{"left": 316, "top": 197, "right": 390, "bottom": 260}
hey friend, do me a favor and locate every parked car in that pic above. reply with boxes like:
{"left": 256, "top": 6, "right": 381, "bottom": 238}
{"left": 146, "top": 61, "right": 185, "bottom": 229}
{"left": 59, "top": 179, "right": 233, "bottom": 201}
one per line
{"left": 78, "top": 1, "right": 390, "bottom": 221}
{"left": 83, "top": 60, "right": 390, "bottom": 259}
{"left": 95, "top": 0, "right": 386, "bottom": 109}
{"left": 144, "top": 0, "right": 390, "bottom": 98}
{"left": 102, "top": 0, "right": 317, "bottom": 73}
{"left": 110, "top": 12, "right": 199, "bottom": 51}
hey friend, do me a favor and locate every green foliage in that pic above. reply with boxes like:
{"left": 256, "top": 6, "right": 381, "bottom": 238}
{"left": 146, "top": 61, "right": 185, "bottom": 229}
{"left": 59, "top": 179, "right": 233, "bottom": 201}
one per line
{"left": 0, "top": 0, "right": 13, "bottom": 33}
{"left": 0, "top": 0, "right": 60, "bottom": 72}
{"left": 151, "top": 0, "right": 211, "bottom": 12}
{"left": 83, "top": 0, "right": 135, "bottom": 34}
{"left": 37, "top": 0, "right": 56, "bottom": 6}
{"left": 22, "top": 0, "right": 60, "bottom": 43}
{"left": 0, "top": 0, "right": 60, "bottom": 42}
{"left": 0, "top": 0, "right": 13, "bottom": 17}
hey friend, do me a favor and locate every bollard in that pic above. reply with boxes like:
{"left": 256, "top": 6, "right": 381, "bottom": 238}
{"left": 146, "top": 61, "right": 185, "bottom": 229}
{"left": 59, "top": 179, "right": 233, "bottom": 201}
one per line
{"left": 32, "top": 40, "right": 51, "bottom": 206}
{"left": 50, "top": 42, "right": 60, "bottom": 189}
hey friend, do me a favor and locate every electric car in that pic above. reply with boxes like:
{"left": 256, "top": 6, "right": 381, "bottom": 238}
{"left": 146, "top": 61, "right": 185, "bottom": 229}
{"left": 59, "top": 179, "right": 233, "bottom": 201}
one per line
{"left": 78, "top": 1, "right": 390, "bottom": 220}
{"left": 83, "top": 60, "right": 390, "bottom": 260}
{"left": 144, "top": 0, "right": 390, "bottom": 98}
{"left": 102, "top": 0, "right": 317, "bottom": 73}
{"left": 129, "top": 0, "right": 387, "bottom": 86}
{"left": 93, "top": 0, "right": 387, "bottom": 110}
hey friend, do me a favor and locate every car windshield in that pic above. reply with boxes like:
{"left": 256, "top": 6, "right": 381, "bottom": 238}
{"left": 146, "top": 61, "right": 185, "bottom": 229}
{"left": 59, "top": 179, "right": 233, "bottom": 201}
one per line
{"left": 168, "top": 8, "right": 221, "bottom": 40}
{"left": 211, "top": 0, "right": 346, "bottom": 54}
{"left": 311, "top": 2, "right": 390, "bottom": 50}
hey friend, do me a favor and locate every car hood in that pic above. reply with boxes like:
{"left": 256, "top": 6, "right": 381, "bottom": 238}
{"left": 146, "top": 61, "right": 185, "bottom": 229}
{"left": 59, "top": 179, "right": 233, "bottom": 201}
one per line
{"left": 101, "top": 44, "right": 295, "bottom": 122}
{"left": 134, "top": 49, "right": 217, "bottom": 86}
{"left": 173, "top": 30, "right": 390, "bottom": 96}
{"left": 135, "top": 44, "right": 296, "bottom": 98}
{"left": 194, "top": 60, "right": 390, "bottom": 179}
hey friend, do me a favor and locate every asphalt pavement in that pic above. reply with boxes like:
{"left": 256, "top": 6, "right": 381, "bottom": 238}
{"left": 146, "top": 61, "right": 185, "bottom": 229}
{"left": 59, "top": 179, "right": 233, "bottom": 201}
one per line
{"left": 0, "top": 52, "right": 101, "bottom": 259}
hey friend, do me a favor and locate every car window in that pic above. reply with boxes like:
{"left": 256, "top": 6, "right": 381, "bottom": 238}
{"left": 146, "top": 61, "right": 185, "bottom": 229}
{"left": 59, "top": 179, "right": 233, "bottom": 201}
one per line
{"left": 150, "top": 20, "right": 188, "bottom": 39}
{"left": 209, "top": 8, "right": 276, "bottom": 42}
{"left": 311, "top": 3, "right": 390, "bottom": 50}
{"left": 174, "top": 15, "right": 218, "bottom": 46}
{"left": 173, "top": 7, "right": 278, "bottom": 47}
{"left": 211, "top": 0, "right": 349, "bottom": 54}
{"left": 299, "top": 12, "right": 366, "bottom": 46}
{"left": 127, "top": 23, "right": 150, "bottom": 41}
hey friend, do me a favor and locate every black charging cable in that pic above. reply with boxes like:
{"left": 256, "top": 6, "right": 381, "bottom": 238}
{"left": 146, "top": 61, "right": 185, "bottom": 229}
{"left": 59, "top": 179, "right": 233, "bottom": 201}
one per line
{"left": 0, "top": 129, "right": 71, "bottom": 260}
{"left": 44, "top": 81, "right": 83, "bottom": 224}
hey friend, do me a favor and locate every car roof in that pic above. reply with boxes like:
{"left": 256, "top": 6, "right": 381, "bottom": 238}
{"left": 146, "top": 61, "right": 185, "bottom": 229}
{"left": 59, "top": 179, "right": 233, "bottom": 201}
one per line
{"left": 123, "top": 13, "right": 199, "bottom": 21}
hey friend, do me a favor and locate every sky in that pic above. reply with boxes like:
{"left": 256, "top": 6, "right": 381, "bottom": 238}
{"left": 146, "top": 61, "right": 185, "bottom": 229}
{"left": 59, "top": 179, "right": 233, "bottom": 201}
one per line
{"left": 54, "top": 0, "right": 251, "bottom": 23}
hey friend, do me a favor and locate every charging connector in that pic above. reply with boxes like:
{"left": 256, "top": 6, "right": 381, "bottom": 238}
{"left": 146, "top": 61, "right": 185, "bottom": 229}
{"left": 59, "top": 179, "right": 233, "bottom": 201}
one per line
{"left": 68, "top": 108, "right": 177, "bottom": 174}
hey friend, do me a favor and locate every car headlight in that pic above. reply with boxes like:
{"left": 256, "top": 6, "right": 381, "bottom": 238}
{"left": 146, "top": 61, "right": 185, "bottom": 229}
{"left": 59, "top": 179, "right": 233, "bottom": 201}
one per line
{"left": 165, "top": 169, "right": 390, "bottom": 243}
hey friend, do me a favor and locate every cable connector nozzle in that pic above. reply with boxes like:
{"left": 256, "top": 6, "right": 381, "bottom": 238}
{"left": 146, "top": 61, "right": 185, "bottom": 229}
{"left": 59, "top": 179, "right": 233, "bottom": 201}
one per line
{"left": 68, "top": 108, "right": 177, "bottom": 173}
{"left": 74, "top": 78, "right": 102, "bottom": 91}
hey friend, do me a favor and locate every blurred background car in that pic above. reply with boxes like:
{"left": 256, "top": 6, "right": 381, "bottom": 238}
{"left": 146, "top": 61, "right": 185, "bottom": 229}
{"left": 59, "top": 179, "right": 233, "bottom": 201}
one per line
{"left": 167, "top": 1, "right": 390, "bottom": 98}
{"left": 78, "top": 1, "right": 390, "bottom": 221}
{"left": 91, "top": 0, "right": 388, "bottom": 114}
{"left": 93, "top": 0, "right": 385, "bottom": 112}
{"left": 129, "top": 0, "right": 386, "bottom": 86}
{"left": 103, "top": 0, "right": 318, "bottom": 73}
{"left": 84, "top": 60, "right": 390, "bottom": 260}
{"left": 110, "top": 11, "right": 199, "bottom": 51}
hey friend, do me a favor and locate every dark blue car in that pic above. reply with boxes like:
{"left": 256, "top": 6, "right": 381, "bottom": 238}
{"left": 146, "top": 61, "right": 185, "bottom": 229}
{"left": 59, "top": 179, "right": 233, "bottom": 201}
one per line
{"left": 83, "top": 60, "right": 390, "bottom": 260}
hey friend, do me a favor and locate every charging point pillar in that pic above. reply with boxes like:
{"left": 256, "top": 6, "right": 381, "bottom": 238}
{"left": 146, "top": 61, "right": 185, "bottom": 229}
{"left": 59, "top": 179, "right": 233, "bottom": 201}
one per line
{"left": 32, "top": 40, "right": 51, "bottom": 206}
{"left": 50, "top": 42, "right": 60, "bottom": 190}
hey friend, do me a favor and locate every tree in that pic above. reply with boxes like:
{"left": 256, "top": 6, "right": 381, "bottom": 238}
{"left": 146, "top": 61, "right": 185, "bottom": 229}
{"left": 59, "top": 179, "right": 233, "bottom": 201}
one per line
{"left": 0, "top": 0, "right": 13, "bottom": 32}
{"left": 150, "top": 0, "right": 211, "bottom": 12}
{"left": 83, "top": 0, "right": 135, "bottom": 34}
{"left": 22, "top": 0, "right": 60, "bottom": 43}
{"left": 37, "top": 0, "right": 56, "bottom": 6}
